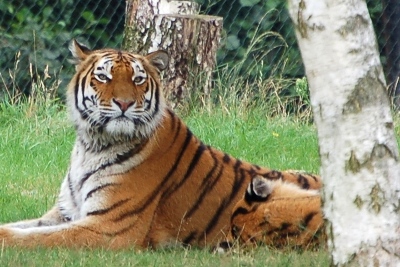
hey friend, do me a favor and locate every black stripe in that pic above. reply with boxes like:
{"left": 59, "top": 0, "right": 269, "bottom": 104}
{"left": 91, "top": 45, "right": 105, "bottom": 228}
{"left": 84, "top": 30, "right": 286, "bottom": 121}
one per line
{"left": 257, "top": 220, "right": 270, "bottom": 228}
{"left": 248, "top": 167, "right": 257, "bottom": 177}
{"left": 100, "top": 52, "right": 115, "bottom": 58}
{"left": 159, "top": 128, "right": 194, "bottom": 187}
{"left": 77, "top": 221, "right": 154, "bottom": 240}
{"left": 151, "top": 78, "right": 160, "bottom": 116}
{"left": 234, "top": 159, "right": 243, "bottom": 169}
{"left": 75, "top": 60, "right": 97, "bottom": 116}
{"left": 105, "top": 220, "right": 138, "bottom": 237}
{"left": 79, "top": 145, "right": 142, "bottom": 189}
{"left": 301, "top": 211, "right": 318, "bottom": 228}
{"left": 85, "top": 183, "right": 120, "bottom": 201}
{"left": 298, "top": 174, "right": 310, "bottom": 189}
{"left": 186, "top": 148, "right": 223, "bottom": 218}
{"left": 161, "top": 142, "right": 207, "bottom": 200}
{"left": 112, "top": 128, "right": 194, "bottom": 223}
{"left": 231, "top": 207, "right": 250, "bottom": 218}
{"left": 80, "top": 74, "right": 88, "bottom": 110}
{"left": 76, "top": 225, "right": 103, "bottom": 235}
{"left": 231, "top": 204, "right": 260, "bottom": 223}
{"left": 74, "top": 72, "right": 81, "bottom": 111}
{"left": 183, "top": 143, "right": 206, "bottom": 179}
{"left": 262, "top": 170, "right": 282, "bottom": 180}
{"left": 86, "top": 198, "right": 131, "bottom": 216}
{"left": 204, "top": 159, "right": 246, "bottom": 235}
{"left": 310, "top": 175, "right": 319, "bottom": 182}
{"left": 169, "top": 111, "right": 181, "bottom": 146}
{"left": 223, "top": 153, "right": 230, "bottom": 163}
{"left": 183, "top": 231, "right": 197, "bottom": 245}
{"left": 67, "top": 172, "right": 78, "bottom": 208}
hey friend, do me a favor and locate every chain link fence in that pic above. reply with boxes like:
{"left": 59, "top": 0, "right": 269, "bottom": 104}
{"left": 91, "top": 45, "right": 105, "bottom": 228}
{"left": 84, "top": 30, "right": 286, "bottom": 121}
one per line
{"left": 0, "top": 0, "right": 399, "bottom": 103}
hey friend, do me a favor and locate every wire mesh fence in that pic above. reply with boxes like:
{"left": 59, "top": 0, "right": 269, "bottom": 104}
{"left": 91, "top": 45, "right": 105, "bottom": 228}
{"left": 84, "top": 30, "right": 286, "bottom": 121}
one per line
{"left": 0, "top": 0, "right": 399, "bottom": 102}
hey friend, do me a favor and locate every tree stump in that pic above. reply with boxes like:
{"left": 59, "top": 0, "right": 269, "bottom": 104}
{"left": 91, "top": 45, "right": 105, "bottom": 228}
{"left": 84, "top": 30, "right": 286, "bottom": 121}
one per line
{"left": 123, "top": 0, "right": 223, "bottom": 107}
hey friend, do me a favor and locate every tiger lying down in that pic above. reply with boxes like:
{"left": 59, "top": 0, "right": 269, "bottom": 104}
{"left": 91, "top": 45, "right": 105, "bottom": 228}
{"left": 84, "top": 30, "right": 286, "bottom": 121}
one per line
{"left": 0, "top": 40, "right": 324, "bottom": 250}
{"left": 216, "top": 176, "right": 325, "bottom": 252}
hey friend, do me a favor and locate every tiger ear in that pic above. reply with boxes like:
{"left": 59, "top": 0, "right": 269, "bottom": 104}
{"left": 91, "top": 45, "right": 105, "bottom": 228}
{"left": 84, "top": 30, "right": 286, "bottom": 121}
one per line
{"left": 253, "top": 177, "right": 273, "bottom": 198}
{"left": 68, "top": 39, "right": 91, "bottom": 65}
{"left": 146, "top": 51, "right": 169, "bottom": 72}
{"left": 248, "top": 176, "right": 273, "bottom": 199}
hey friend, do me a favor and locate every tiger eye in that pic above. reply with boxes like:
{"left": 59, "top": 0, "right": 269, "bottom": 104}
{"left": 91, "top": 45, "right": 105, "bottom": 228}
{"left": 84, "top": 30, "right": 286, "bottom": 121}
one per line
{"left": 97, "top": 74, "right": 108, "bottom": 81}
{"left": 134, "top": 76, "right": 145, "bottom": 84}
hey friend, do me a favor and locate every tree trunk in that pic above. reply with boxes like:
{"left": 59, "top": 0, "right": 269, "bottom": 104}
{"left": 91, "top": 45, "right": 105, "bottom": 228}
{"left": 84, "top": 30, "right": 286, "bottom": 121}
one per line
{"left": 287, "top": 0, "right": 400, "bottom": 266}
{"left": 123, "top": 0, "right": 223, "bottom": 107}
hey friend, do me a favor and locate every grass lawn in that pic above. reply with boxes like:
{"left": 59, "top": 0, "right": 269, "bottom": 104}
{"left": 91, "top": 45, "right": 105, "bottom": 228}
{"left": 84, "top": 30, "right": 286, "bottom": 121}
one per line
{"left": 0, "top": 103, "right": 329, "bottom": 266}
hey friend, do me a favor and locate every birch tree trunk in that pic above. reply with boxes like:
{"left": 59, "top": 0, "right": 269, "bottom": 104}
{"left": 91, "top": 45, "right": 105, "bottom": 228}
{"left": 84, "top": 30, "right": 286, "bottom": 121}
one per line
{"left": 288, "top": 0, "right": 400, "bottom": 266}
{"left": 123, "top": 0, "right": 222, "bottom": 107}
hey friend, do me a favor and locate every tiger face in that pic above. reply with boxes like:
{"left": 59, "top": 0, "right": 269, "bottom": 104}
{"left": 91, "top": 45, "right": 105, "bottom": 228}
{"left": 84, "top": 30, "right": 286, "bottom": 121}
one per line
{"left": 67, "top": 40, "right": 169, "bottom": 148}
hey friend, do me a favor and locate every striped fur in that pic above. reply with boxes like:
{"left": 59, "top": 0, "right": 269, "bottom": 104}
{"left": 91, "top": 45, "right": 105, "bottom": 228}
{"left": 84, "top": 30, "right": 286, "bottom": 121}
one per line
{"left": 0, "top": 40, "right": 322, "bottom": 249}
{"left": 219, "top": 175, "right": 325, "bottom": 251}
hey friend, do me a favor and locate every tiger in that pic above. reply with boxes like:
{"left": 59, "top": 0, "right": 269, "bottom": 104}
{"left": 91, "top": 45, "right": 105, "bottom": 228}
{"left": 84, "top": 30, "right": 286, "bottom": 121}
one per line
{"left": 217, "top": 174, "right": 325, "bottom": 253}
{"left": 0, "top": 39, "right": 322, "bottom": 249}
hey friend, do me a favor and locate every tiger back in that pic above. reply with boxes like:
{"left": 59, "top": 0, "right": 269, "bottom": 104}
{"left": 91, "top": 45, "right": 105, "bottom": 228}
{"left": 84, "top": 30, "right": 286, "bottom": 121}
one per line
{"left": 0, "top": 40, "right": 322, "bottom": 249}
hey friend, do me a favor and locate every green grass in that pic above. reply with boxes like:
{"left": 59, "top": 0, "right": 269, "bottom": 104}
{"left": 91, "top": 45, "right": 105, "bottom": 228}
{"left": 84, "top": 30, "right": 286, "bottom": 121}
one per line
{"left": 0, "top": 102, "right": 328, "bottom": 266}
{"left": 1, "top": 247, "right": 329, "bottom": 267}
{"left": 182, "top": 108, "right": 319, "bottom": 173}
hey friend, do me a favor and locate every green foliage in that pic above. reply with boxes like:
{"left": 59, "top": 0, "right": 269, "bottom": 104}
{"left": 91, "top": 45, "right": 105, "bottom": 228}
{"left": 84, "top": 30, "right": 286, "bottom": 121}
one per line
{"left": 0, "top": 0, "right": 124, "bottom": 97}
{"left": 1, "top": 0, "right": 387, "bottom": 113}
{"left": 199, "top": 0, "right": 303, "bottom": 80}
{"left": 196, "top": 0, "right": 385, "bottom": 84}
{"left": 179, "top": 47, "right": 313, "bottom": 122}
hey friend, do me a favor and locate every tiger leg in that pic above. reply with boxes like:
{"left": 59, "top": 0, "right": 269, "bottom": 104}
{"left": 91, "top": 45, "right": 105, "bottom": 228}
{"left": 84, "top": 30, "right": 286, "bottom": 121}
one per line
{"left": 3, "top": 206, "right": 65, "bottom": 229}
{"left": 0, "top": 195, "right": 162, "bottom": 249}
{"left": 0, "top": 215, "right": 150, "bottom": 249}
{"left": 0, "top": 218, "right": 127, "bottom": 249}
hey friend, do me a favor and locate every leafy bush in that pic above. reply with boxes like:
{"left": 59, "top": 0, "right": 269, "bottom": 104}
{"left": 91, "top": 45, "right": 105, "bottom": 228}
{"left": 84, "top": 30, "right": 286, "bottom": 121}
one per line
{"left": 198, "top": 0, "right": 303, "bottom": 80}
{"left": 1, "top": 0, "right": 390, "bottom": 107}
{"left": 0, "top": 0, "right": 125, "bottom": 98}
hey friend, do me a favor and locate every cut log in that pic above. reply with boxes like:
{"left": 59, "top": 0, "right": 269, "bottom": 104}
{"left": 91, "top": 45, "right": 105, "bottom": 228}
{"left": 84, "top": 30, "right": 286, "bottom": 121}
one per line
{"left": 123, "top": 0, "right": 222, "bottom": 107}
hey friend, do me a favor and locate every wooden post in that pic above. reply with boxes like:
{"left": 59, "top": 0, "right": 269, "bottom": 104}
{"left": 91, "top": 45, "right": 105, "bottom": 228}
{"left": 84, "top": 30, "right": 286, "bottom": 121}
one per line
{"left": 123, "top": 0, "right": 223, "bottom": 107}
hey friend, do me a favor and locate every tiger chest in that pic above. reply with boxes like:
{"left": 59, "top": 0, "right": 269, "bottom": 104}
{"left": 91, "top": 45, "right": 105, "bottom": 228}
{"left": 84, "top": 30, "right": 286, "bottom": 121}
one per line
{"left": 57, "top": 142, "right": 140, "bottom": 221}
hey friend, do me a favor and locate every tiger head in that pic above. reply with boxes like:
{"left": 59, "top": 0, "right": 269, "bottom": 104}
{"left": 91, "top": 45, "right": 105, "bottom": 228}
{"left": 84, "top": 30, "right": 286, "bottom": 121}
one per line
{"left": 67, "top": 39, "right": 169, "bottom": 150}
{"left": 226, "top": 176, "right": 324, "bottom": 250}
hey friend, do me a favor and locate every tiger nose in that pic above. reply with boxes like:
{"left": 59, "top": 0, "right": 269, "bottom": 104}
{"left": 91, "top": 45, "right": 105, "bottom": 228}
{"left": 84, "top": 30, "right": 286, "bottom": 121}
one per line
{"left": 113, "top": 98, "right": 134, "bottom": 112}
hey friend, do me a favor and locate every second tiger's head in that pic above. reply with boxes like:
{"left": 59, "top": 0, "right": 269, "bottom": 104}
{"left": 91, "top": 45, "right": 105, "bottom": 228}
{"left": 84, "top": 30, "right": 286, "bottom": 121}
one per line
{"left": 67, "top": 39, "right": 169, "bottom": 141}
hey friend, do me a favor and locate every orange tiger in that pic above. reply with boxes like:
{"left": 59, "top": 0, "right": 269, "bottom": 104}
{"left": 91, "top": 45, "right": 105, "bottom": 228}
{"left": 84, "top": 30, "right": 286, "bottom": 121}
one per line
{"left": 0, "top": 40, "right": 322, "bottom": 249}
{"left": 217, "top": 174, "right": 324, "bottom": 252}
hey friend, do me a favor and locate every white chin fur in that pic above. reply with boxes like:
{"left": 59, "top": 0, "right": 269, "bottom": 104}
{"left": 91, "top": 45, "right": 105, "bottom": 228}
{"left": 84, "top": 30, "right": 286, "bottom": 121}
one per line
{"left": 105, "top": 118, "right": 137, "bottom": 136}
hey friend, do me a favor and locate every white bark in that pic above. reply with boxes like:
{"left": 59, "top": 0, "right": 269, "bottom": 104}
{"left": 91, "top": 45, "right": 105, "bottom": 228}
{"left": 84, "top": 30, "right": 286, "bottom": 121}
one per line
{"left": 159, "top": 0, "right": 200, "bottom": 15}
{"left": 288, "top": 0, "right": 400, "bottom": 266}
